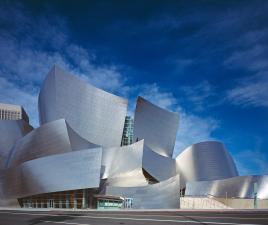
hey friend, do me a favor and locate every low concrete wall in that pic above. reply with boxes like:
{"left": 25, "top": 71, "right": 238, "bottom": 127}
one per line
{"left": 215, "top": 197, "right": 268, "bottom": 209}
{"left": 180, "top": 197, "right": 230, "bottom": 209}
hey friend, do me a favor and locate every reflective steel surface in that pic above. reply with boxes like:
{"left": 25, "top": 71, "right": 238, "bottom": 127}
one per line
{"left": 6, "top": 119, "right": 97, "bottom": 168}
{"left": 1, "top": 65, "right": 267, "bottom": 209}
{"left": 176, "top": 141, "right": 238, "bottom": 187}
{"left": 39, "top": 65, "right": 128, "bottom": 147}
{"left": 133, "top": 96, "right": 179, "bottom": 157}
{"left": 142, "top": 145, "right": 176, "bottom": 181}
{"left": 186, "top": 175, "right": 268, "bottom": 199}
{"left": 1, "top": 148, "right": 102, "bottom": 199}
{"left": 102, "top": 140, "right": 147, "bottom": 187}
{"left": 106, "top": 175, "right": 180, "bottom": 209}
{"left": 0, "top": 120, "right": 33, "bottom": 170}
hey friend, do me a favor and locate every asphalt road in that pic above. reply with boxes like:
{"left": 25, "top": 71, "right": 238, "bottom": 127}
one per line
{"left": 0, "top": 209, "right": 268, "bottom": 225}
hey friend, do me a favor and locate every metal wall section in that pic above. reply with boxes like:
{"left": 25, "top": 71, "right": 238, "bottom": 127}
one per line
{"left": 101, "top": 140, "right": 147, "bottom": 187}
{"left": 106, "top": 175, "right": 180, "bottom": 209}
{"left": 6, "top": 119, "right": 97, "bottom": 168}
{"left": 38, "top": 67, "right": 56, "bottom": 125}
{"left": 1, "top": 148, "right": 102, "bottom": 199}
{"left": 185, "top": 175, "right": 268, "bottom": 199}
{"left": 142, "top": 145, "right": 176, "bottom": 182}
{"left": 38, "top": 65, "right": 128, "bottom": 147}
{"left": 0, "top": 120, "right": 33, "bottom": 169}
{"left": 133, "top": 97, "right": 179, "bottom": 157}
{"left": 176, "top": 141, "right": 238, "bottom": 187}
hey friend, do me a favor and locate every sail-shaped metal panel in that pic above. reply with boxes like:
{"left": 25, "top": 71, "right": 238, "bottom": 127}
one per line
{"left": 176, "top": 141, "right": 238, "bottom": 187}
{"left": 0, "top": 120, "right": 33, "bottom": 169}
{"left": 186, "top": 175, "right": 268, "bottom": 199}
{"left": 38, "top": 65, "right": 128, "bottom": 147}
{"left": 1, "top": 148, "right": 102, "bottom": 199}
{"left": 106, "top": 175, "right": 180, "bottom": 209}
{"left": 133, "top": 96, "right": 179, "bottom": 157}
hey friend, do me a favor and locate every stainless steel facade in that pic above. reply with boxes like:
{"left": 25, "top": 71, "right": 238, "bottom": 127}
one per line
{"left": 1, "top": 65, "right": 267, "bottom": 209}
{"left": 1, "top": 148, "right": 102, "bottom": 199}
{"left": 185, "top": 175, "right": 268, "bottom": 199}
{"left": 6, "top": 119, "right": 97, "bottom": 168}
{"left": 39, "top": 65, "right": 128, "bottom": 147}
{"left": 101, "top": 140, "right": 147, "bottom": 187}
{"left": 176, "top": 141, "right": 239, "bottom": 187}
{"left": 0, "top": 120, "right": 33, "bottom": 170}
{"left": 106, "top": 175, "right": 180, "bottom": 209}
{"left": 142, "top": 145, "right": 176, "bottom": 182}
{"left": 133, "top": 96, "right": 179, "bottom": 157}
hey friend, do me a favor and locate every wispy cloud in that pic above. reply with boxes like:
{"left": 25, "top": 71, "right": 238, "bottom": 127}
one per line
{"left": 227, "top": 72, "right": 268, "bottom": 107}
{"left": 174, "top": 107, "right": 218, "bottom": 156}
{"left": 180, "top": 81, "right": 216, "bottom": 111}
{"left": 0, "top": 2, "right": 128, "bottom": 127}
{"left": 0, "top": 2, "right": 250, "bottom": 170}
{"left": 224, "top": 42, "right": 268, "bottom": 108}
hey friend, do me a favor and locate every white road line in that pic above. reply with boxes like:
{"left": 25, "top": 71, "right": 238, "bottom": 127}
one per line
{"left": 74, "top": 212, "right": 267, "bottom": 220}
{"left": 40, "top": 220, "right": 90, "bottom": 225}
{"left": 0, "top": 211, "right": 262, "bottom": 225}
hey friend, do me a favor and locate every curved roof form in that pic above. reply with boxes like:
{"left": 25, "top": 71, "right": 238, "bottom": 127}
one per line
{"left": 0, "top": 120, "right": 33, "bottom": 169}
{"left": 38, "top": 65, "right": 128, "bottom": 147}
{"left": 186, "top": 175, "right": 268, "bottom": 199}
{"left": 176, "top": 141, "right": 238, "bottom": 187}
{"left": 133, "top": 97, "right": 179, "bottom": 157}
{"left": 142, "top": 146, "right": 176, "bottom": 182}
{"left": 105, "top": 175, "right": 180, "bottom": 209}
{"left": 6, "top": 119, "right": 97, "bottom": 168}
{"left": 1, "top": 148, "right": 102, "bottom": 199}
{"left": 101, "top": 140, "right": 147, "bottom": 187}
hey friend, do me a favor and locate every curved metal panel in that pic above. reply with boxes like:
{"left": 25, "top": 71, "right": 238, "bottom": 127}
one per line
{"left": 185, "top": 175, "right": 268, "bottom": 199}
{"left": 142, "top": 145, "right": 176, "bottom": 182}
{"left": 38, "top": 65, "right": 128, "bottom": 147}
{"left": 6, "top": 119, "right": 97, "bottom": 168}
{"left": 1, "top": 148, "right": 102, "bottom": 199}
{"left": 0, "top": 120, "right": 33, "bottom": 169}
{"left": 133, "top": 96, "right": 179, "bottom": 157}
{"left": 105, "top": 175, "right": 180, "bottom": 209}
{"left": 176, "top": 141, "right": 238, "bottom": 187}
{"left": 102, "top": 140, "right": 147, "bottom": 187}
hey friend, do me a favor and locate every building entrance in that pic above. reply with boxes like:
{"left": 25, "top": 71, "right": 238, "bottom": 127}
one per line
{"left": 48, "top": 199, "right": 54, "bottom": 208}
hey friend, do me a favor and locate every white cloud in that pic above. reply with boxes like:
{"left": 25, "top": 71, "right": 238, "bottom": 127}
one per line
{"left": 0, "top": 2, "right": 219, "bottom": 159}
{"left": 224, "top": 45, "right": 268, "bottom": 72}
{"left": 224, "top": 36, "right": 268, "bottom": 108}
{"left": 180, "top": 81, "right": 215, "bottom": 111}
{"left": 138, "top": 83, "right": 177, "bottom": 109}
{"left": 0, "top": 3, "right": 128, "bottom": 127}
{"left": 174, "top": 106, "right": 218, "bottom": 157}
{"left": 226, "top": 72, "right": 268, "bottom": 107}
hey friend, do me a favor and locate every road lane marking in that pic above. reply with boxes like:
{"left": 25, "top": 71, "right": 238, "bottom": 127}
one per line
{"left": 0, "top": 211, "right": 263, "bottom": 225}
{"left": 40, "top": 220, "right": 90, "bottom": 225}
{"left": 75, "top": 212, "right": 268, "bottom": 220}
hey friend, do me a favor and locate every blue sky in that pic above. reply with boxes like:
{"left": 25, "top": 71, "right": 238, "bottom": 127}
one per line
{"left": 0, "top": 0, "right": 267, "bottom": 175}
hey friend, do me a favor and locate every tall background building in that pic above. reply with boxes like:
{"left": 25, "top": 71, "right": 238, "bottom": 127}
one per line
{"left": 121, "top": 116, "right": 134, "bottom": 146}
{"left": 0, "top": 103, "right": 29, "bottom": 122}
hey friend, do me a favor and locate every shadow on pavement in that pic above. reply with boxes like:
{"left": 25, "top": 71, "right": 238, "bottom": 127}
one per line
{"left": 28, "top": 215, "right": 76, "bottom": 225}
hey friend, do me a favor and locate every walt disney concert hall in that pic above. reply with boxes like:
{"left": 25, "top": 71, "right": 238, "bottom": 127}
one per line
{"left": 0, "top": 65, "right": 267, "bottom": 209}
